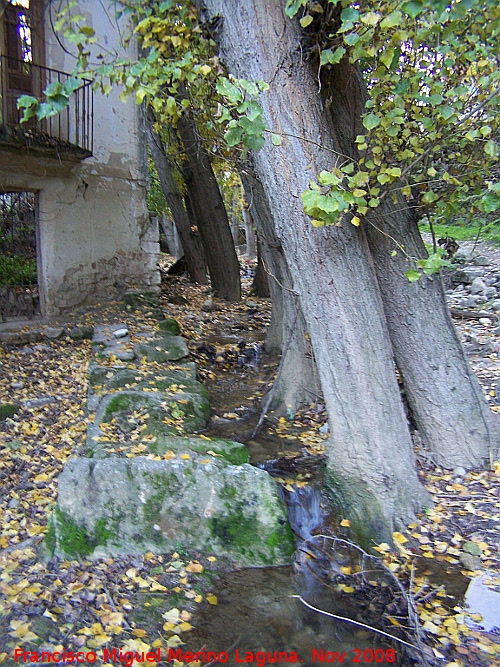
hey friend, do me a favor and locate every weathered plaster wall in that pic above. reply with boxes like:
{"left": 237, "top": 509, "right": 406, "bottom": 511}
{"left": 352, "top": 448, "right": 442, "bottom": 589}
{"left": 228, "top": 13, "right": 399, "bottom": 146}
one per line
{"left": 0, "top": 0, "right": 159, "bottom": 316}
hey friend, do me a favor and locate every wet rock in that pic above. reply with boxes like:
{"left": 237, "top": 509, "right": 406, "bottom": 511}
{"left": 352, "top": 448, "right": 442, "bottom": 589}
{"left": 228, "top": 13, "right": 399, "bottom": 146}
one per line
{"left": 86, "top": 388, "right": 210, "bottom": 456}
{"left": 459, "top": 551, "right": 481, "bottom": 571}
{"left": 201, "top": 297, "right": 215, "bottom": 312}
{"left": 23, "top": 396, "right": 59, "bottom": 409}
{"left": 470, "top": 278, "right": 487, "bottom": 295}
{"left": 112, "top": 328, "right": 129, "bottom": 338}
{"left": 452, "top": 267, "right": 487, "bottom": 285}
{"left": 479, "top": 318, "right": 492, "bottom": 326}
{"left": 133, "top": 334, "right": 189, "bottom": 362}
{"left": 44, "top": 326, "right": 64, "bottom": 339}
{"left": 49, "top": 456, "right": 294, "bottom": 567}
{"left": 68, "top": 325, "right": 94, "bottom": 340}
{"left": 157, "top": 318, "right": 181, "bottom": 336}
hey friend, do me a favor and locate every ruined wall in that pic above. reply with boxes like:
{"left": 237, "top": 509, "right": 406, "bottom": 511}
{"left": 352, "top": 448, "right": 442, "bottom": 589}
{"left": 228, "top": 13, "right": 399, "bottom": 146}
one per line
{"left": 0, "top": 0, "right": 159, "bottom": 316}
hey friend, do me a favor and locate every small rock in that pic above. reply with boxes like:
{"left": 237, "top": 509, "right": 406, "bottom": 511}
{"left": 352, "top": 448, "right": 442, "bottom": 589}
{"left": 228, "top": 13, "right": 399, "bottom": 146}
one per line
{"left": 68, "top": 326, "right": 94, "bottom": 340}
{"left": 18, "top": 346, "right": 34, "bottom": 354}
{"left": 483, "top": 286, "right": 497, "bottom": 300}
{"left": 10, "top": 382, "right": 24, "bottom": 389}
{"left": 485, "top": 277, "right": 499, "bottom": 286}
{"left": 113, "top": 328, "right": 129, "bottom": 339}
{"left": 23, "top": 396, "right": 58, "bottom": 409}
{"left": 453, "top": 466, "right": 466, "bottom": 478}
{"left": 8, "top": 498, "right": 20, "bottom": 508}
{"left": 44, "top": 326, "right": 64, "bottom": 339}
{"left": 318, "top": 422, "right": 330, "bottom": 435}
{"left": 470, "top": 277, "right": 486, "bottom": 295}
{"left": 32, "top": 344, "right": 52, "bottom": 353}
{"left": 472, "top": 255, "right": 490, "bottom": 267}
{"left": 492, "top": 300, "right": 500, "bottom": 312}
{"left": 201, "top": 298, "right": 215, "bottom": 312}
{"left": 479, "top": 318, "right": 492, "bottom": 326}
{"left": 459, "top": 551, "right": 482, "bottom": 571}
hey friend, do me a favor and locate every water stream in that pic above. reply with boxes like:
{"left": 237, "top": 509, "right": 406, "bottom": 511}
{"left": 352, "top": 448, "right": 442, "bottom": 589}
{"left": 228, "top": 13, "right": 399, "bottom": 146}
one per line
{"left": 185, "top": 334, "right": 415, "bottom": 666}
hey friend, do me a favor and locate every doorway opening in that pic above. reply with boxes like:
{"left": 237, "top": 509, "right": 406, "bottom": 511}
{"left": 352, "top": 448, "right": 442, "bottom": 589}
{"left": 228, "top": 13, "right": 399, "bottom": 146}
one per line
{"left": 0, "top": 190, "right": 40, "bottom": 320}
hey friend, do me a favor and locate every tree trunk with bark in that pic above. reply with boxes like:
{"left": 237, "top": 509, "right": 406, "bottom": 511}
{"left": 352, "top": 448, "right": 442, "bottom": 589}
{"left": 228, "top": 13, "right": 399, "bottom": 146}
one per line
{"left": 252, "top": 235, "right": 270, "bottom": 298}
{"left": 320, "top": 62, "right": 496, "bottom": 468}
{"left": 243, "top": 171, "right": 320, "bottom": 414}
{"left": 176, "top": 111, "right": 241, "bottom": 302}
{"left": 145, "top": 109, "right": 207, "bottom": 284}
{"left": 198, "top": 0, "right": 432, "bottom": 544}
{"left": 243, "top": 206, "right": 257, "bottom": 258}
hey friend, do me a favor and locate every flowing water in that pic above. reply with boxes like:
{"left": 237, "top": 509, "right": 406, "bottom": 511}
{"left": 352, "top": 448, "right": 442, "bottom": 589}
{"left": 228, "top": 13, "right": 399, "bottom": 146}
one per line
{"left": 187, "top": 331, "right": 470, "bottom": 667}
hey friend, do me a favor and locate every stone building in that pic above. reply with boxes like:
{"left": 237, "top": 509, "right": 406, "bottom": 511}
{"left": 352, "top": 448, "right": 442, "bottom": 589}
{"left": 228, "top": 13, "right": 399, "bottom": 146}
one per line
{"left": 0, "top": 0, "right": 159, "bottom": 318}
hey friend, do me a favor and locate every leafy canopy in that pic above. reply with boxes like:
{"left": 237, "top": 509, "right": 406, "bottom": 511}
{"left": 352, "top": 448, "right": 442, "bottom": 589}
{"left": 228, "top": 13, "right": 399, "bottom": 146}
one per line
{"left": 286, "top": 0, "right": 499, "bottom": 247}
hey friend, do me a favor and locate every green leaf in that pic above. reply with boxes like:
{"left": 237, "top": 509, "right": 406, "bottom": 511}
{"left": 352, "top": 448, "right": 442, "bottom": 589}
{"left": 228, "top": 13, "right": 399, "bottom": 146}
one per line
{"left": 484, "top": 140, "right": 498, "bottom": 158}
{"left": 300, "top": 14, "right": 314, "bottom": 27}
{"left": 320, "top": 47, "right": 346, "bottom": 66}
{"left": 405, "top": 270, "right": 421, "bottom": 282}
{"left": 380, "top": 48, "right": 396, "bottom": 69}
{"left": 225, "top": 126, "right": 244, "bottom": 147}
{"left": 380, "top": 11, "right": 402, "bottom": 29}
{"left": 362, "top": 113, "right": 380, "bottom": 130}
{"left": 438, "top": 106, "right": 455, "bottom": 120}
{"left": 341, "top": 7, "right": 360, "bottom": 23}
{"left": 216, "top": 78, "right": 242, "bottom": 103}
{"left": 285, "top": 0, "right": 307, "bottom": 18}
{"left": 401, "top": 0, "right": 425, "bottom": 19}
{"left": 271, "top": 133, "right": 283, "bottom": 146}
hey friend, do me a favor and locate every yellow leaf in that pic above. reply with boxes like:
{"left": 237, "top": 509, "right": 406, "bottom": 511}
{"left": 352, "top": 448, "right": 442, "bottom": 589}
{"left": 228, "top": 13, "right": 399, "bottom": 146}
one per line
{"left": 166, "top": 635, "right": 184, "bottom": 648}
{"left": 186, "top": 561, "right": 204, "bottom": 573}
{"left": 131, "top": 629, "right": 148, "bottom": 638}
{"left": 163, "top": 608, "right": 180, "bottom": 624}
{"left": 340, "top": 566, "right": 352, "bottom": 575}
{"left": 206, "top": 593, "right": 218, "bottom": 605}
{"left": 150, "top": 581, "right": 167, "bottom": 591}
{"left": 340, "top": 519, "right": 350, "bottom": 527}
{"left": 392, "top": 531, "right": 408, "bottom": 544}
{"left": 0, "top": 652, "right": 8, "bottom": 664}
{"left": 350, "top": 216, "right": 361, "bottom": 227}
{"left": 163, "top": 622, "right": 176, "bottom": 632}
{"left": 180, "top": 453, "right": 190, "bottom": 460}
{"left": 177, "top": 622, "right": 193, "bottom": 632}
{"left": 387, "top": 617, "right": 401, "bottom": 627}
{"left": 180, "top": 610, "right": 192, "bottom": 621}
{"left": 207, "top": 556, "right": 217, "bottom": 563}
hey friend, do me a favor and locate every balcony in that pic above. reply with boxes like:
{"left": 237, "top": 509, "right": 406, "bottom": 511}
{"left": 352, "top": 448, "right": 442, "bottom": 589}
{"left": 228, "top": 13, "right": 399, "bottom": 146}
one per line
{"left": 0, "top": 56, "right": 93, "bottom": 160}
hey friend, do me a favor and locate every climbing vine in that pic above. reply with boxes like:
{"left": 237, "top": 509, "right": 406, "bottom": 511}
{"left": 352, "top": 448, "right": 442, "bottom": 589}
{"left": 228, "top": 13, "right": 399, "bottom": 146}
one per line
{"left": 285, "top": 0, "right": 499, "bottom": 276}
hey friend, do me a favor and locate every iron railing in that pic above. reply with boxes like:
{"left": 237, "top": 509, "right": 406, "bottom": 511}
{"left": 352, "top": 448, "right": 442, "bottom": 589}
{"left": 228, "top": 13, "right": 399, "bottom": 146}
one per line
{"left": 0, "top": 55, "right": 93, "bottom": 155}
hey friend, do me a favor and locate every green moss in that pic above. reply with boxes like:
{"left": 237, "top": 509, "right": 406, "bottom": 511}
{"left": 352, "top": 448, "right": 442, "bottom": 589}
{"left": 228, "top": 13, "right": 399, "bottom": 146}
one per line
{"left": 266, "top": 521, "right": 295, "bottom": 556}
{"left": 53, "top": 509, "right": 112, "bottom": 558}
{"left": 158, "top": 318, "right": 181, "bottom": 336}
{"left": 44, "top": 516, "right": 56, "bottom": 556}
{"left": 209, "top": 507, "right": 256, "bottom": 548}
{"left": 324, "top": 470, "right": 392, "bottom": 551}
{"left": 0, "top": 403, "right": 20, "bottom": 420}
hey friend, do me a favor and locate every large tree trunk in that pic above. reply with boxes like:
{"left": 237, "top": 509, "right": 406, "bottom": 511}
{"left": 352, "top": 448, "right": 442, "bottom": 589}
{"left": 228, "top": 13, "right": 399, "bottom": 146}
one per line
{"left": 176, "top": 111, "right": 241, "bottom": 302}
{"left": 321, "top": 61, "right": 496, "bottom": 468}
{"left": 243, "top": 206, "right": 257, "bottom": 258}
{"left": 251, "top": 235, "right": 270, "bottom": 298}
{"left": 205, "top": 1, "right": 430, "bottom": 545}
{"left": 243, "top": 171, "right": 320, "bottom": 414}
{"left": 145, "top": 109, "right": 207, "bottom": 284}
